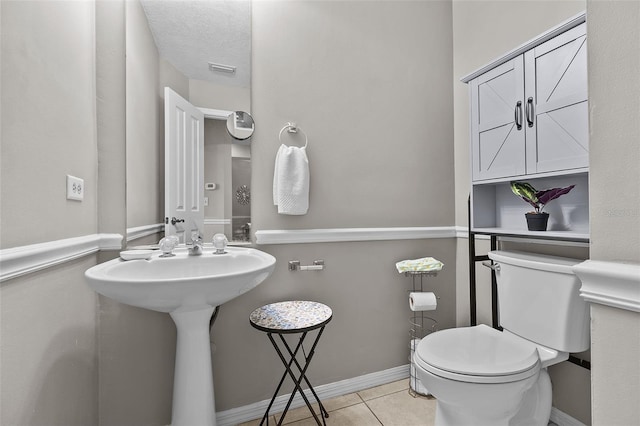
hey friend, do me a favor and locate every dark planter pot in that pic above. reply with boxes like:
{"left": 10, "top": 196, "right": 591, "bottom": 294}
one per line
{"left": 525, "top": 212, "right": 549, "bottom": 231}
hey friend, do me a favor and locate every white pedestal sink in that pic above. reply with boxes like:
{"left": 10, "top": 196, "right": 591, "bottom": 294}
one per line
{"left": 85, "top": 246, "right": 276, "bottom": 426}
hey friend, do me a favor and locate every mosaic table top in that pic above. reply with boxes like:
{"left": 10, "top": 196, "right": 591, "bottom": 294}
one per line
{"left": 250, "top": 301, "right": 333, "bottom": 333}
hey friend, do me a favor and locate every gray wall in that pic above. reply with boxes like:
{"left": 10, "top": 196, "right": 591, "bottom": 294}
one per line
{"left": 587, "top": 0, "right": 640, "bottom": 263}
{"left": 214, "top": 239, "right": 457, "bottom": 409}
{"left": 1, "top": 0, "right": 98, "bottom": 248}
{"left": 1, "top": 1, "right": 102, "bottom": 424}
{"left": 586, "top": 1, "right": 640, "bottom": 424}
{"left": 212, "top": 0, "right": 458, "bottom": 411}
{"left": 253, "top": 1, "right": 455, "bottom": 231}
{"left": 0, "top": 256, "right": 100, "bottom": 425}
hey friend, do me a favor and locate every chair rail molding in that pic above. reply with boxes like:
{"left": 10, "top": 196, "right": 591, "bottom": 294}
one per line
{"left": 127, "top": 223, "right": 164, "bottom": 242}
{"left": 0, "top": 233, "right": 123, "bottom": 282}
{"left": 574, "top": 260, "right": 640, "bottom": 312}
{"left": 204, "top": 218, "right": 232, "bottom": 226}
{"left": 255, "top": 226, "right": 456, "bottom": 245}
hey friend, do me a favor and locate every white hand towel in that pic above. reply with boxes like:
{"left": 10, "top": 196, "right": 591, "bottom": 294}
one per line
{"left": 273, "top": 144, "right": 309, "bottom": 215}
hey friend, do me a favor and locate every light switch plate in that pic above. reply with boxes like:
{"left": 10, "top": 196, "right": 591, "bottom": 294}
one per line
{"left": 66, "top": 175, "right": 84, "bottom": 201}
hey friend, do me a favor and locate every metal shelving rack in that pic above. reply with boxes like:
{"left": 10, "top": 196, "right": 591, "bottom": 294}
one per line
{"left": 406, "top": 271, "right": 439, "bottom": 397}
{"left": 467, "top": 197, "right": 591, "bottom": 371}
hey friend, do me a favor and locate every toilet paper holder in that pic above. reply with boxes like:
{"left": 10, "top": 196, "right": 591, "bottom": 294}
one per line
{"left": 288, "top": 260, "right": 325, "bottom": 271}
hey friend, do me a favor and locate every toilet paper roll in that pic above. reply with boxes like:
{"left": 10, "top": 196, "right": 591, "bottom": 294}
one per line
{"left": 409, "top": 292, "right": 437, "bottom": 311}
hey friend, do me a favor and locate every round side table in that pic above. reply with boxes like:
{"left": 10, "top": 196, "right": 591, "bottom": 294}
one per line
{"left": 250, "top": 301, "right": 333, "bottom": 425}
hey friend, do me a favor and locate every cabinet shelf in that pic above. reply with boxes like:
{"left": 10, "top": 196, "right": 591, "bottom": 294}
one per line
{"left": 471, "top": 174, "right": 589, "bottom": 239}
{"left": 470, "top": 227, "right": 589, "bottom": 242}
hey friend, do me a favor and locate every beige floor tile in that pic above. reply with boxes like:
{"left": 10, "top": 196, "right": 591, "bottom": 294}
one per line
{"left": 277, "top": 392, "right": 363, "bottom": 424}
{"left": 237, "top": 415, "right": 276, "bottom": 426}
{"left": 286, "top": 403, "right": 382, "bottom": 426}
{"left": 357, "top": 379, "right": 410, "bottom": 401}
{"left": 365, "top": 390, "right": 436, "bottom": 426}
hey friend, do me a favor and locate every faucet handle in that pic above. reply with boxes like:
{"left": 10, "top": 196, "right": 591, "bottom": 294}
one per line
{"left": 212, "top": 233, "right": 228, "bottom": 254}
{"left": 159, "top": 235, "right": 179, "bottom": 257}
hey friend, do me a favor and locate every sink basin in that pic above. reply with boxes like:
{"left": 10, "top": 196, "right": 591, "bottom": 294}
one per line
{"left": 85, "top": 245, "right": 275, "bottom": 426}
{"left": 85, "top": 246, "right": 276, "bottom": 312}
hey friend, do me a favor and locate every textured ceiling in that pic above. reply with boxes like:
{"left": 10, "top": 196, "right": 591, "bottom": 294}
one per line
{"left": 140, "top": 0, "right": 251, "bottom": 88}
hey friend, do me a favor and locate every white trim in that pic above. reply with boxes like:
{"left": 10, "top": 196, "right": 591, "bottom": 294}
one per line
{"left": 460, "top": 12, "right": 586, "bottom": 83}
{"left": 455, "top": 226, "right": 490, "bottom": 240}
{"left": 0, "top": 233, "right": 123, "bottom": 282}
{"left": 197, "top": 107, "right": 233, "bottom": 120}
{"left": 574, "top": 260, "right": 640, "bottom": 312}
{"left": 126, "top": 223, "right": 164, "bottom": 242}
{"left": 204, "top": 218, "right": 231, "bottom": 226}
{"left": 550, "top": 406, "right": 588, "bottom": 426}
{"left": 215, "top": 364, "right": 409, "bottom": 426}
{"left": 255, "top": 227, "right": 456, "bottom": 245}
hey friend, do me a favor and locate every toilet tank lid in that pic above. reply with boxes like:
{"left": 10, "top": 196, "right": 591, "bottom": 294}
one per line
{"left": 488, "top": 250, "right": 583, "bottom": 274}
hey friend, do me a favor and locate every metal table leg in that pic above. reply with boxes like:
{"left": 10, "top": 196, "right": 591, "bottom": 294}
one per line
{"left": 260, "top": 327, "right": 328, "bottom": 426}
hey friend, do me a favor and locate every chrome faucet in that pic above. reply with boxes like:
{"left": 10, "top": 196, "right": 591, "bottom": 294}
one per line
{"left": 189, "top": 231, "right": 204, "bottom": 256}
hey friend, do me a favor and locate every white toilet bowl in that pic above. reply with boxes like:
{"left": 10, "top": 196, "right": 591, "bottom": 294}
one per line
{"left": 414, "top": 325, "right": 557, "bottom": 426}
{"left": 414, "top": 251, "right": 589, "bottom": 426}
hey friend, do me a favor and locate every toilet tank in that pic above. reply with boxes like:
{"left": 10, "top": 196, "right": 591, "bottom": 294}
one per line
{"left": 488, "top": 250, "right": 589, "bottom": 353}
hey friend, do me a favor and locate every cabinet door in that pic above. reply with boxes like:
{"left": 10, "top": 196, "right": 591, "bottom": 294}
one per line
{"left": 470, "top": 57, "right": 526, "bottom": 181}
{"left": 525, "top": 23, "right": 588, "bottom": 174}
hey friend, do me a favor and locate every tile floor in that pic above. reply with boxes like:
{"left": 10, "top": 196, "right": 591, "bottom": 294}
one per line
{"left": 238, "top": 379, "right": 437, "bottom": 426}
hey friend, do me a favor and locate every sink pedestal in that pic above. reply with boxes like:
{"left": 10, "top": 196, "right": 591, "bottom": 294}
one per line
{"left": 170, "top": 306, "right": 217, "bottom": 426}
{"left": 84, "top": 246, "right": 277, "bottom": 426}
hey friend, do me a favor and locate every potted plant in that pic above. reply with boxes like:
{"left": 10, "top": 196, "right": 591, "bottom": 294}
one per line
{"left": 510, "top": 181, "right": 575, "bottom": 231}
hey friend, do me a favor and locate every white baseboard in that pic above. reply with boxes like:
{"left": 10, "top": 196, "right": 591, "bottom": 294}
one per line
{"left": 215, "top": 364, "right": 410, "bottom": 426}
{"left": 550, "top": 406, "right": 587, "bottom": 426}
{"left": 215, "top": 365, "right": 586, "bottom": 426}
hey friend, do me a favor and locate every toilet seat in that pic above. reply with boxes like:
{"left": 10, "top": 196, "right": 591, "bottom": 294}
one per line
{"left": 415, "top": 324, "right": 540, "bottom": 384}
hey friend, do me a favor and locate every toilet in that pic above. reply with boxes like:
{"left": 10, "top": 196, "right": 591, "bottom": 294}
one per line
{"left": 414, "top": 250, "right": 589, "bottom": 426}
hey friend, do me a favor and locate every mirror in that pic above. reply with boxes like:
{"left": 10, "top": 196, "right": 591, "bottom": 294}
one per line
{"left": 226, "top": 111, "right": 255, "bottom": 141}
{"left": 204, "top": 114, "right": 252, "bottom": 243}
{"left": 125, "top": 0, "right": 252, "bottom": 246}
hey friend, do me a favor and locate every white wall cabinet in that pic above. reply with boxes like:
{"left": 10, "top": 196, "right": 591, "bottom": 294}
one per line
{"left": 470, "top": 22, "right": 588, "bottom": 182}
{"left": 524, "top": 24, "right": 588, "bottom": 175}
{"left": 470, "top": 57, "right": 526, "bottom": 181}
{"left": 463, "top": 14, "right": 589, "bottom": 240}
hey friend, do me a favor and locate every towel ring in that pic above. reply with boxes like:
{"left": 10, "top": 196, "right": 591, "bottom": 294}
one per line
{"left": 279, "top": 122, "right": 308, "bottom": 148}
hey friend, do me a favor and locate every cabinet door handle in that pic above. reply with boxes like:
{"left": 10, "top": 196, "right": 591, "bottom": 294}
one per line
{"left": 514, "top": 101, "right": 523, "bottom": 130}
{"left": 526, "top": 97, "right": 535, "bottom": 127}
